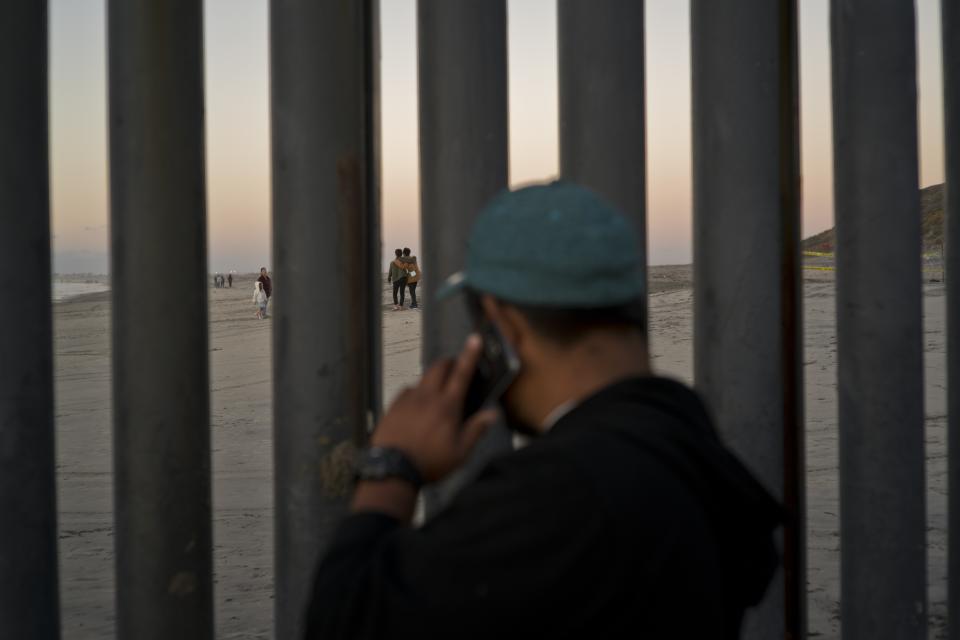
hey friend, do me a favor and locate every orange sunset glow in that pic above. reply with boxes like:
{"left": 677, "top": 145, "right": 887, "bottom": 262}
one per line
{"left": 49, "top": 0, "right": 945, "bottom": 274}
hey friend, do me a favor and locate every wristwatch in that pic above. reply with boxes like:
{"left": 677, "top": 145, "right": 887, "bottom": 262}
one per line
{"left": 354, "top": 446, "right": 424, "bottom": 489}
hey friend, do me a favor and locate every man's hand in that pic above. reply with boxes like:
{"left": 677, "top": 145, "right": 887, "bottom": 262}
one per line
{"left": 371, "top": 334, "right": 498, "bottom": 484}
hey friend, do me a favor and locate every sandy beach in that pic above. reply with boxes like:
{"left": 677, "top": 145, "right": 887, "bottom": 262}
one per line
{"left": 54, "top": 268, "right": 947, "bottom": 639}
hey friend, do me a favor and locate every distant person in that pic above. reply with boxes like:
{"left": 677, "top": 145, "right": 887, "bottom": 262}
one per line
{"left": 228, "top": 273, "right": 233, "bottom": 288}
{"left": 400, "top": 247, "right": 421, "bottom": 310}
{"left": 387, "top": 249, "right": 407, "bottom": 311}
{"left": 257, "top": 267, "right": 272, "bottom": 316}
{"left": 303, "top": 182, "right": 780, "bottom": 639}
{"left": 253, "top": 281, "right": 268, "bottom": 319}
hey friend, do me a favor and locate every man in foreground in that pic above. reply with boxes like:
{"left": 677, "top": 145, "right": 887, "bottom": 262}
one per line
{"left": 304, "top": 182, "right": 781, "bottom": 638}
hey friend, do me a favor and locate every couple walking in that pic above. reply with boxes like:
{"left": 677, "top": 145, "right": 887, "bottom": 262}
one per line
{"left": 388, "top": 248, "right": 421, "bottom": 310}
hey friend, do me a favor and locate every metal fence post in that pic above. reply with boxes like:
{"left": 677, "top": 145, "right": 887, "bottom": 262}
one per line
{"left": 691, "top": 1, "right": 804, "bottom": 637}
{"left": 270, "top": 1, "right": 380, "bottom": 637}
{"left": 558, "top": 0, "right": 646, "bottom": 303}
{"left": 107, "top": 1, "right": 213, "bottom": 638}
{"left": 831, "top": 1, "right": 927, "bottom": 637}
{"left": 0, "top": 3, "right": 60, "bottom": 638}
{"left": 418, "top": 0, "right": 511, "bottom": 514}
{"left": 943, "top": 0, "right": 960, "bottom": 637}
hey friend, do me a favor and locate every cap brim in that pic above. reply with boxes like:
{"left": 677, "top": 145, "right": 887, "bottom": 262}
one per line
{"left": 435, "top": 271, "right": 468, "bottom": 301}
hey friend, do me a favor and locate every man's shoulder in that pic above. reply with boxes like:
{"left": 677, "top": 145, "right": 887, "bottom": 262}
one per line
{"left": 534, "top": 409, "right": 718, "bottom": 508}
{"left": 474, "top": 428, "right": 670, "bottom": 506}
{"left": 462, "top": 428, "right": 714, "bottom": 548}
{"left": 543, "top": 419, "right": 686, "bottom": 479}
{"left": 465, "top": 441, "right": 595, "bottom": 509}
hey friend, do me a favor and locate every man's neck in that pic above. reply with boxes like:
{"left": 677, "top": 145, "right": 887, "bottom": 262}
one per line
{"left": 528, "top": 333, "right": 650, "bottom": 430}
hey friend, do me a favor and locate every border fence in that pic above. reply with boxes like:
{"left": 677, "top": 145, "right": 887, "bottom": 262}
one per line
{"left": 0, "top": 1, "right": 956, "bottom": 639}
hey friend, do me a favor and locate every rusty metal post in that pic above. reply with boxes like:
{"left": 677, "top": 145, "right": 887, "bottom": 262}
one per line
{"left": 831, "top": 1, "right": 927, "bottom": 637}
{"left": 0, "top": 2, "right": 60, "bottom": 638}
{"left": 270, "top": 1, "right": 380, "bottom": 637}
{"left": 418, "top": 0, "right": 511, "bottom": 513}
{"left": 558, "top": 0, "right": 646, "bottom": 304}
{"left": 108, "top": 1, "right": 213, "bottom": 638}
{"left": 691, "top": 1, "right": 804, "bottom": 637}
{"left": 944, "top": 0, "right": 960, "bottom": 637}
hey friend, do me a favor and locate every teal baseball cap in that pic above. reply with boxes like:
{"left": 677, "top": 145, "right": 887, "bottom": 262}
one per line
{"left": 437, "top": 181, "right": 644, "bottom": 307}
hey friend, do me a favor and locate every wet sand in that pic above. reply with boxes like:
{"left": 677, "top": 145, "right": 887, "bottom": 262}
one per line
{"left": 54, "top": 267, "right": 947, "bottom": 639}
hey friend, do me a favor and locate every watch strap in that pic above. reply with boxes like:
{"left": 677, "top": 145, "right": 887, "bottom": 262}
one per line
{"left": 354, "top": 446, "right": 424, "bottom": 489}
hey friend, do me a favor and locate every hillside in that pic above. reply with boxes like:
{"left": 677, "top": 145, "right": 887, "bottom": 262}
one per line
{"left": 802, "top": 183, "right": 945, "bottom": 252}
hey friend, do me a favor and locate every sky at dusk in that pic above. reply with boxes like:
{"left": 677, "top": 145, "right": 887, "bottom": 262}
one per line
{"left": 49, "top": 0, "right": 946, "bottom": 274}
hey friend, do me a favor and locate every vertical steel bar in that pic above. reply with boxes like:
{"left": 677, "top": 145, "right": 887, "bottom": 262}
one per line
{"left": 558, "top": 0, "right": 646, "bottom": 304}
{"left": 691, "top": 1, "right": 804, "bottom": 637}
{"left": 368, "top": 0, "right": 384, "bottom": 425}
{"left": 831, "top": 1, "right": 927, "bottom": 637}
{"left": 270, "top": 1, "right": 379, "bottom": 637}
{"left": 108, "top": 1, "right": 213, "bottom": 638}
{"left": 0, "top": 3, "right": 59, "bottom": 638}
{"left": 418, "top": 0, "right": 511, "bottom": 512}
{"left": 944, "top": 1, "right": 960, "bottom": 637}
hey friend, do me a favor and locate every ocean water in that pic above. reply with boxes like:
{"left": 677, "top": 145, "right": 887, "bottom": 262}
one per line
{"left": 53, "top": 281, "right": 110, "bottom": 302}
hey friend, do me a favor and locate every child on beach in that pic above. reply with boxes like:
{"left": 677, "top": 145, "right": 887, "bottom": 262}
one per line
{"left": 253, "top": 281, "right": 268, "bottom": 319}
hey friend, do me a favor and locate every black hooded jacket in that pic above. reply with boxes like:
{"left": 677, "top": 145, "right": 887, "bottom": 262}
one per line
{"left": 304, "top": 377, "right": 781, "bottom": 638}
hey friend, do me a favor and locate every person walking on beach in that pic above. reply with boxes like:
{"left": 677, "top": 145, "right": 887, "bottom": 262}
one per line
{"left": 303, "top": 182, "right": 780, "bottom": 639}
{"left": 228, "top": 273, "right": 233, "bottom": 288}
{"left": 257, "top": 267, "right": 272, "bottom": 316}
{"left": 400, "top": 247, "right": 421, "bottom": 310}
{"left": 253, "top": 281, "right": 268, "bottom": 319}
{"left": 388, "top": 248, "right": 408, "bottom": 311}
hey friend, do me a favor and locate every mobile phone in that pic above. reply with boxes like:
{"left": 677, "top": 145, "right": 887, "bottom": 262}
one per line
{"left": 461, "top": 300, "right": 521, "bottom": 420}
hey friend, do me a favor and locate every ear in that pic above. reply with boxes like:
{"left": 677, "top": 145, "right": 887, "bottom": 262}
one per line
{"left": 479, "top": 295, "right": 526, "bottom": 349}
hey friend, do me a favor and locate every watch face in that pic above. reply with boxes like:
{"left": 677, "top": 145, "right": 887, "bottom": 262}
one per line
{"left": 356, "top": 447, "right": 422, "bottom": 487}
{"left": 367, "top": 450, "right": 390, "bottom": 477}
